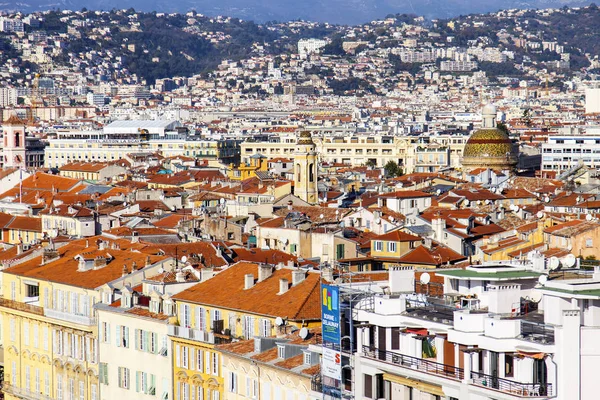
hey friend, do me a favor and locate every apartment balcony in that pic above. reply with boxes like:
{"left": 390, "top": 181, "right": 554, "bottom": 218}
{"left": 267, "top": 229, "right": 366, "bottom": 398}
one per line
{"left": 362, "top": 346, "right": 552, "bottom": 397}
{"left": 168, "top": 325, "right": 217, "bottom": 344}
{"left": 0, "top": 297, "right": 44, "bottom": 316}
{"left": 3, "top": 378, "right": 53, "bottom": 400}
{"left": 362, "top": 345, "right": 464, "bottom": 381}
{"left": 44, "top": 308, "right": 96, "bottom": 326}
{"left": 470, "top": 371, "right": 552, "bottom": 397}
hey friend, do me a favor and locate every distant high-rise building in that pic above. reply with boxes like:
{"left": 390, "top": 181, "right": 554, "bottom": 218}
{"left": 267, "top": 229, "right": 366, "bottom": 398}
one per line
{"left": 585, "top": 87, "right": 600, "bottom": 115}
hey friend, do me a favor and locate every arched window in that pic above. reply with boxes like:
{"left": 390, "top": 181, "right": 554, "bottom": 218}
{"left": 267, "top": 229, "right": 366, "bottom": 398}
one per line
{"left": 296, "top": 163, "right": 301, "bottom": 180}
{"left": 309, "top": 163, "right": 314, "bottom": 183}
{"left": 14, "top": 131, "right": 20, "bottom": 148}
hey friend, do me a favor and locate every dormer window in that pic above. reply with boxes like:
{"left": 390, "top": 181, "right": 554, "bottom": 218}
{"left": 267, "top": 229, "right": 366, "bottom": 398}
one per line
{"left": 277, "top": 344, "right": 285, "bottom": 359}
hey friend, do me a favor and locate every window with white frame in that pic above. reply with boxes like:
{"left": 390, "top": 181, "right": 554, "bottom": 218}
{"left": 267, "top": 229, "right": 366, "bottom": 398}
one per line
{"left": 388, "top": 242, "right": 397, "bottom": 252}
{"left": 118, "top": 367, "right": 130, "bottom": 389}
{"left": 374, "top": 241, "right": 383, "bottom": 251}
{"left": 227, "top": 372, "right": 237, "bottom": 393}
{"left": 277, "top": 345, "right": 285, "bottom": 359}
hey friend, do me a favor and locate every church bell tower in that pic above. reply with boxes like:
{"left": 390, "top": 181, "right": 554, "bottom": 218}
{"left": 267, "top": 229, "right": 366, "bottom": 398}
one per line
{"left": 294, "top": 131, "right": 318, "bottom": 204}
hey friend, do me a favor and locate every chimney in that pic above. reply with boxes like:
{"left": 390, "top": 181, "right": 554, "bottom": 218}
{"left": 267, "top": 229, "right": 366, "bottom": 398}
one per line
{"left": 258, "top": 264, "right": 273, "bottom": 282}
{"left": 17, "top": 244, "right": 23, "bottom": 255}
{"left": 287, "top": 259, "right": 294, "bottom": 268}
{"left": 145, "top": 256, "right": 152, "bottom": 268}
{"left": 122, "top": 264, "right": 128, "bottom": 277}
{"left": 287, "top": 201, "right": 293, "bottom": 211}
{"left": 322, "top": 265, "right": 334, "bottom": 282}
{"left": 132, "top": 261, "right": 138, "bottom": 271}
{"left": 85, "top": 240, "right": 89, "bottom": 248}
{"left": 201, "top": 268, "right": 214, "bottom": 281}
{"left": 244, "top": 274, "right": 255, "bottom": 290}
{"left": 292, "top": 270, "right": 305, "bottom": 286}
{"left": 175, "top": 269, "right": 186, "bottom": 283}
{"left": 279, "top": 278, "right": 289, "bottom": 295}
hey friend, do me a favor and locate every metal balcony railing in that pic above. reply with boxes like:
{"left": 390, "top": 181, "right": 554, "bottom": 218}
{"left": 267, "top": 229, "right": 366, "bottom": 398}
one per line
{"left": 470, "top": 371, "right": 553, "bottom": 397}
{"left": 311, "top": 374, "right": 323, "bottom": 393}
{"left": 362, "top": 346, "right": 553, "bottom": 398}
{"left": 0, "top": 297, "right": 44, "bottom": 316}
{"left": 362, "top": 345, "right": 464, "bottom": 380}
{"left": 3, "top": 378, "right": 54, "bottom": 400}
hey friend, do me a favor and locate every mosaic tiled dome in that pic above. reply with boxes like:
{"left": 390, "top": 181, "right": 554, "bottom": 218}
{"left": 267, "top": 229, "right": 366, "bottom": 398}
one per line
{"left": 462, "top": 104, "right": 518, "bottom": 171}
{"left": 463, "top": 128, "right": 514, "bottom": 158}
{"left": 297, "top": 131, "right": 314, "bottom": 145}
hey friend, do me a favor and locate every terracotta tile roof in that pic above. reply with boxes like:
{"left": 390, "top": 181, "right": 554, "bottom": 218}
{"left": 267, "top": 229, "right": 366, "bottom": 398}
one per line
{"left": 274, "top": 206, "right": 351, "bottom": 223}
{"left": 153, "top": 214, "right": 186, "bottom": 229}
{"left": 397, "top": 244, "right": 466, "bottom": 266}
{"left": 5, "top": 238, "right": 169, "bottom": 289}
{"left": 125, "top": 307, "right": 170, "bottom": 321}
{"left": 59, "top": 162, "right": 113, "bottom": 173}
{"left": 544, "top": 220, "right": 600, "bottom": 237}
{"left": 6, "top": 216, "right": 42, "bottom": 232}
{"left": 130, "top": 242, "right": 227, "bottom": 268}
{"left": 378, "top": 190, "right": 432, "bottom": 199}
{"left": 373, "top": 230, "right": 421, "bottom": 242}
{"left": 172, "top": 262, "right": 321, "bottom": 321}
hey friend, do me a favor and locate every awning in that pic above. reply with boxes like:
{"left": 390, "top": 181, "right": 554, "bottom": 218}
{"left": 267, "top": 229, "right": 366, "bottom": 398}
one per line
{"left": 405, "top": 328, "right": 428, "bottom": 336}
{"left": 383, "top": 373, "right": 444, "bottom": 397}
{"left": 516, "top": 351, "right": 546, "bottom": 359}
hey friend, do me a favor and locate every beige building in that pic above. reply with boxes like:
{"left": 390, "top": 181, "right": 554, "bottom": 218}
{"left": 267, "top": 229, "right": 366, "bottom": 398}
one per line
{"left": 219, "top": 329, "right": 322, "bottom": 400}
{"left": 0, "top": 237, "right": 172, "bottom": 400}
{"left": 240, "top": 133, "right": 467, "bottom": 173}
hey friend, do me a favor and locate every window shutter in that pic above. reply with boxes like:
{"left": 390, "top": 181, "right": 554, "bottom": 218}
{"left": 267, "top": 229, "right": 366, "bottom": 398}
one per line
{"left": 136, "top": 371, "right": 140, "bottom": 393}
{"left": 135, "top": 329, "right": 141, "bottom": 350}
{"left": 124, "top": 327, "right": 129, "bottom": 348}
{"left": 176, "top": 344, "right": 181, "bottom": 367}
{"left": 190, "top": 348, "right": 195, "bottom": 371}
{"left": 116, "top": 325, "right": 121, "bottom": 347}
{"left": 205, "top": 351, "right": 210, "bottom": 374}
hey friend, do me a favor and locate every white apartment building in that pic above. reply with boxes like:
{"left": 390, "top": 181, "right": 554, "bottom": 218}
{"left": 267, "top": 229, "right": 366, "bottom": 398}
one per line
{"left": 541, "top": 131, "right": 600, "bottom": 174}
{"left": 298, "top": 39, "right": 328, "bottom": 58}
{"left": 317, "top": 261, "right": 598, "bottom": 400}
{"left": 44, "top": 120, "right": 241, "bottom": 168}
{"left": 0, "top": 87, "right": 18, "bottom": 107}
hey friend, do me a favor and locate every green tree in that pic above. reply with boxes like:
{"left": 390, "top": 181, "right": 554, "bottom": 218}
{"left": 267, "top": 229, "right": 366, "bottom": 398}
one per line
{"left": 365, "top": 160, "right": 376, "bottom": 168}
{"left": 384, "top": 161, "right": 402, "bottom": 178}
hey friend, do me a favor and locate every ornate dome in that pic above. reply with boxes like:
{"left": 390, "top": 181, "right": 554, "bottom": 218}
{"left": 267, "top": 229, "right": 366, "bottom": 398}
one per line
{"left": 463, "top": 128, "right": 514, "bottom": 158}
{"left": 462, "top": 104, "right": 518, "bottom": 172}
{"left": 297, "top": 131, "right": 314, "bottom": 145}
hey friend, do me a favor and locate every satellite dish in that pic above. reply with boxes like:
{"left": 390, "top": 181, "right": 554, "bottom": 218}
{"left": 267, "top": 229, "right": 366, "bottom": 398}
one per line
{"left": 181, "top": 256, "right": 188, "bottom": 263}
{"left": 420, "top": 272, "right": 431, "bottom": 285}
{"left": 544, "top": 196, "right": 550, "bottom": 203}
{"left": 509, "top": 204, "right": 516, "bottom": 211}
{"left": 158, "top": 267, "right": 164, "bottom": 274}
{"left": 299, "top": 327, "right": 309, "bottom": 340}
{"left": 564, "top": 254, "right": 576, "bottom": 268}
{"left": 319, "top": 214, "right": 324, "bottom": 219}
{"left": 538, "top": 275, "right": 548, "bottom": 285}
{"left": 374, "top": 217, "right": 381, "bottom": 224}
{"left": 549, "top": 257, "right": 560, "bottom": 270}
{"left": 477, "top": 200, "right": 482, "bottom": 205}
{"left": 537, "top": 211, "right": 544, "bottom": 219}
{"left": 587, "top": 214, "right": 593, "bottom": 221}
{"left": 436, "top": 189, "right": 442, "bottom": 196}
{"left": 219, "top": 198, "right": 225, "bottom": 205}
{"left": 275, "top": 317, "right": 284, "bottom": 326}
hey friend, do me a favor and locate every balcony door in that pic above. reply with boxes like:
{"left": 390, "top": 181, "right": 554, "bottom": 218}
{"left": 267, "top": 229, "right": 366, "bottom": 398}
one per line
{"left": 378, "top": 327, "right": 387, "bottom": 360}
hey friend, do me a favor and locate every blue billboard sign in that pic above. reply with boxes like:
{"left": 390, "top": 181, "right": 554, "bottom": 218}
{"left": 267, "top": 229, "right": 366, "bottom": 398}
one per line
{"left": 321, "top": 284, "right": 340, "bottom": 345}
